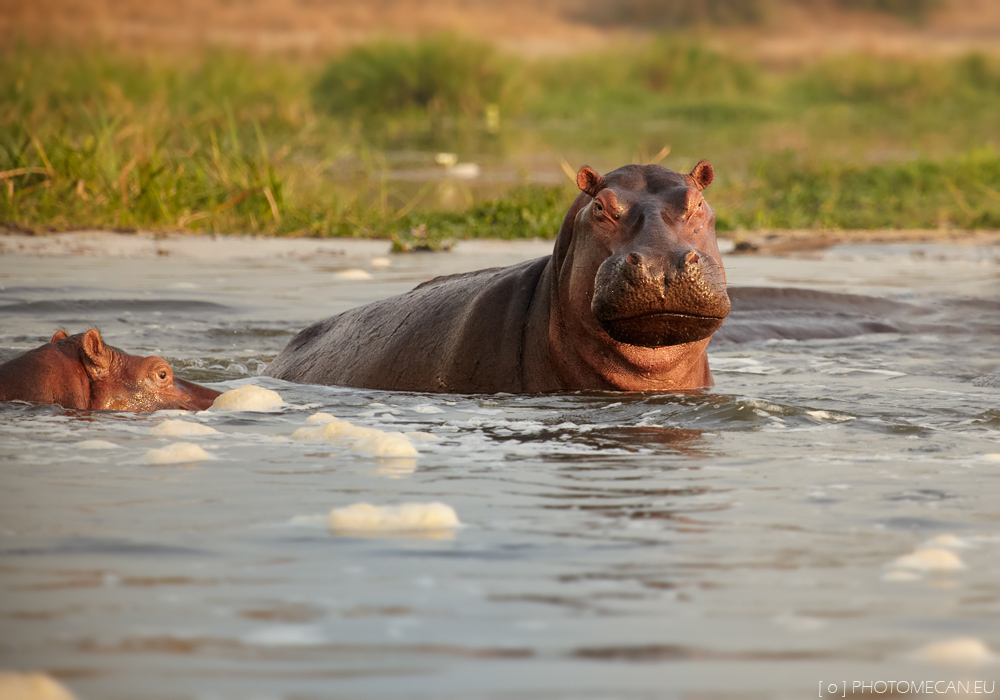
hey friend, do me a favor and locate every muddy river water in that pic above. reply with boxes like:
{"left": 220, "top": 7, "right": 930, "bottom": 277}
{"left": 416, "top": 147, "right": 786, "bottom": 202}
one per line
{"left": 0, "top": 234, "right": 998, "bottom": 699}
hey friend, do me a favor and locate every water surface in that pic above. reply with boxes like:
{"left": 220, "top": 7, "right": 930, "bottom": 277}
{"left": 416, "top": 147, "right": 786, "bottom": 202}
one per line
{"left": 0, "top": 236, "right": 998, "bottom": 699}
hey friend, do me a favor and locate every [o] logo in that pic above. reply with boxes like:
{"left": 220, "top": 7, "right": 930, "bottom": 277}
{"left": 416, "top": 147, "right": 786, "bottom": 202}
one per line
{"left": 820, "top": 680, "right": 997, "bottom": 696}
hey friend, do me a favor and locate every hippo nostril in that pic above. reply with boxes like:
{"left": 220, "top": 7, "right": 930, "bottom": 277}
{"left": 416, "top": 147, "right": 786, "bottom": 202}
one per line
{"left": 684, "top": 251, "right": 700, "bottom": 266}
{"left": 626, "top": 252, "right": 643, "bottom": 266}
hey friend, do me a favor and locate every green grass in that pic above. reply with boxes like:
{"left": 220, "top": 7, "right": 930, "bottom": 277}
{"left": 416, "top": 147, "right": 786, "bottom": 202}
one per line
{"left": 313, "top": 35, "right": 520, "bottom": 125}
{"left": 716, "top": 148, "right": 1000, "bottom": 230}
{"left": 3, "top": 39, "right": 1000, "bottom": 238}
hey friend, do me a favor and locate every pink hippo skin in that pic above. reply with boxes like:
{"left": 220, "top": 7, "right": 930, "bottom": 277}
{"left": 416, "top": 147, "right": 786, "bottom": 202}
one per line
{"left": 0, "top": 329, "right": 220, "bottom": 412}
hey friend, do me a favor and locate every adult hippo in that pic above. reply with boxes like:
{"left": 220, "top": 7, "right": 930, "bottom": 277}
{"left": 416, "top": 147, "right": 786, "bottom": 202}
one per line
{"left": 266, "top": 161, "right": 730, "bottom": 393}
{"left": 0, "top": 329, "right": 221, "bottom": 411}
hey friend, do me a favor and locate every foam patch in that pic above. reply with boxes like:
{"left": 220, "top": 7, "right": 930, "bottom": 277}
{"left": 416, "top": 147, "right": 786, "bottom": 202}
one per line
{"left": 351, "top": 432, "right": 418, "bottom": 457}
{"left": 0, "top": 672, "right": 78, "bottom": 700}
{"left": 150, "top": 419, "right": 219, "bottom": 436}
{"left": 328, "top": 502, "right": 460, "bottom": 534}
{"left": 890, "top": 548, "right": 965, "bottom": 572}
{"left": 923, "top": 534, "right": 975, "bottom": 550}
{"left": 321, "top": 420, "right": 382, "bottom": 441}
{"left": 304, "top": 412, "right": 338, "bottom": 424}
{"left": 333, "top": 268, "right": 372, "bottom": 280}
{"left": 210, "top": 385, "right": 284, "bottom": 412}
{"left": 916, "top": 638, "right": 997, "bottom": 667}
{"left": 373, "top": 457, "right": 418, "bottom": 478}
{"left": 144, "top": 442, "right": 214, "bottom": 465}
{"left": 290, "top": 425, "right": 325, "bottom": 441}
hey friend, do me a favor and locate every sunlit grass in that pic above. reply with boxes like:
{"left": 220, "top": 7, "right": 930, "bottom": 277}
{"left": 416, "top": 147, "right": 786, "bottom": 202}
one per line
{"left": 2, "top": 39, "right": 999, "bottom": 237}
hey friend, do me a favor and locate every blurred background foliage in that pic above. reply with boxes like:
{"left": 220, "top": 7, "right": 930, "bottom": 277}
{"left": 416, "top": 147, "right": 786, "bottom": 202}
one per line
{"left": 577, "top": 0, "right": 942, "bottom": 26}
{"left": 2, "top": 0, "right": 998, "bottom": 240}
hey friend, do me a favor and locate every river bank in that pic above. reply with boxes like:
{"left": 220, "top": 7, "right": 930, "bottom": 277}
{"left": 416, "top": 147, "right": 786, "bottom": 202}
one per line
{"left": 2, "top": 228, "right": 999, "bottom": 261}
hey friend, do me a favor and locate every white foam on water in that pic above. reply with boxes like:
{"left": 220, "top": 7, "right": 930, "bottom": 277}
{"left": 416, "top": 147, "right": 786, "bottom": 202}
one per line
{"left": 291, "top": 418, "right": 419, "bottom": 459}
{"left": 321, "top": 420, "right": 383, "bottom": 441}
{"left": 209, "top": 385, "right": 285, "bottom": 412}
{"left": 923, "top": 534, "right": 976, "bottom": 550}
{"left": 982, "top": 453, "right": 1000, "bottom": 463}
{"left": 370, "top": 256, "right": 392, "bottom": 268}
{"left": 889, "top": 548, "right": 966, "bottom": 572}
{"left": 328, "top": 502, "right": 460, "bottom": 534}
{"left": 373, "top": 457, "right": 418, "bottom": 478}
{"left": 149, "top": 419, "right": 219, "bottom": 437}
{"left": 0, "top": 672, "right": 77, "bottom": 700}
{"left": 805, "top": 410, "right": 855, "bottom": 422}
{"left": 914, "top": 638, "right": 997, "bottom": 667}
{"left": 332, "top": 268, "right": 372, "bottom": 281}
{"left": 304, "top": 412, "right": 338, "bottom": 424}
{"left": 76, "top": 439, "right": 120, "bottom": 450}
{"left": 243, "top": 624, "right": 329, "bottom": 647}
{"left": 144, "top": 442, "right": 214, "bottom": 465}
{"left": 351, "top": 432, "right": 418, "bottom": 458}
{"left": 411, "top": 404, "right": 445, "bottom": 414}
{"left": 290, "top": 425, "right": 326, "bottom": 441}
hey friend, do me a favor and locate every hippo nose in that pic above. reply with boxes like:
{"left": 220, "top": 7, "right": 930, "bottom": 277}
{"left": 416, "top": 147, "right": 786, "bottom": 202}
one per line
{"left": 625, "top": 249, "right": 702, "bottom": 275}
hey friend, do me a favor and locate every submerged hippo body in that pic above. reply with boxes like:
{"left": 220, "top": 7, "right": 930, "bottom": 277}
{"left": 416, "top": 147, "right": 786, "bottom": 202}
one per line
{"left": 0, "top": 329, "right": 220, "bottom": 411}
{"left": 266, "top": 162, "right": 730, "bottom": 393}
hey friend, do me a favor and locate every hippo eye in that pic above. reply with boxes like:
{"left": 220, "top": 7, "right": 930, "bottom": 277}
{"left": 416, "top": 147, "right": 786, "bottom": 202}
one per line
{"left": 594, "top": 201, "right": 604, "bottom": 213}
{"left": 157, "top": 370, "right": 168, "bottom": 381}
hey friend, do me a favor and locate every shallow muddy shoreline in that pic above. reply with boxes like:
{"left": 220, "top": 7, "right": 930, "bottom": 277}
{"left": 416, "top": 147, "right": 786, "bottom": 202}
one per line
{"left": 2, "top": 228, "right": 999, "bottom": 262}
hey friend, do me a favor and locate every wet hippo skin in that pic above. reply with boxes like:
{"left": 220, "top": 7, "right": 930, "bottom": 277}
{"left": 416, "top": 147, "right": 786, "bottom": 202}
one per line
{"left": 0, "top": 329, "right": 220, "bottom": 411}
{"left": 267, "top": 162, "right": 731, "bottom": 393}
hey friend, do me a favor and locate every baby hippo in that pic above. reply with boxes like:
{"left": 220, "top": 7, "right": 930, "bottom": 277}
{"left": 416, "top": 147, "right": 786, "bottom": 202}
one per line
{"left": 0, "top": 329, "right": 220, "bottom": 412}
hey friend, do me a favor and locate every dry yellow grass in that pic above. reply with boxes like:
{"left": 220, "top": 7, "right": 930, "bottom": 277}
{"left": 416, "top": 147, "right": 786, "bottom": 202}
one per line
{"left": 3, "top": 0, "right": 1000, "bottom": 58}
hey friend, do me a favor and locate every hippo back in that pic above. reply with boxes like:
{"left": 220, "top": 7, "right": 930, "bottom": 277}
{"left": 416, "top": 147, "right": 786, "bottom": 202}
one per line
{"left": 265, "top": 257, "right": 553, "bottom": 393}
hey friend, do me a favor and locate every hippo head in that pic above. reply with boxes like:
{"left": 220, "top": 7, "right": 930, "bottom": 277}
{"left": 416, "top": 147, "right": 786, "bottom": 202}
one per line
{"left": 74, "top": 329, "right": 220, "bottom": 412}
{"left": 558, "top": 162, "right": 730, "bottom": 349}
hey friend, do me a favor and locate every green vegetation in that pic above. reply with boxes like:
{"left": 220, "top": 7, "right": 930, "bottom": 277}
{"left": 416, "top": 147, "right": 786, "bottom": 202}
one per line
{"left": 3, "top": 38, "right": 1000, "bottom": 239}
{"left": 833, "top": 0, "right": 942, "bottom": 23}
{"left": 573, "top": 0, "right": 940, "bottom": 28}
{"left": 313, "top": 35, "right": 520, "bottom": 125}
{"left": 718, "top": 148, "right": 1000, "bottom": 230}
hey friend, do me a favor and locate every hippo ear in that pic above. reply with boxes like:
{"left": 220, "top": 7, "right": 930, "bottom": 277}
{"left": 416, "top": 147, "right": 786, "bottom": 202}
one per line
{"left": 51, "top": 330, "right": 69, "bottom": 343}
{"left": 576, "top": 166, "right": 604, "bottom": 198}
{"left": 81, "top": 329, "right": 112, "bottom": 381}
{"left": 688, "top": 160, "right": 714, "bottom": 191}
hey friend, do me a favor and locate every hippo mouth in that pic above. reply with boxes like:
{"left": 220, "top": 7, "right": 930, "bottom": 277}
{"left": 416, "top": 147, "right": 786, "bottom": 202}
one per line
{"left": 173, "top": 377, "right": 222, "bottom": 411}
{"left": 598, "top": 311, "right": 726, "bottom": 348}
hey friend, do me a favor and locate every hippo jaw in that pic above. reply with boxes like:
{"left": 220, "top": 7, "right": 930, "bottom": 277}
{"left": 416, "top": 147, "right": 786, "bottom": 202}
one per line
{"left": 597, "top": 310, "right": 727, "bottom": 347}
{"left": 591, "top": 248, "right": 730, "bottom": 348}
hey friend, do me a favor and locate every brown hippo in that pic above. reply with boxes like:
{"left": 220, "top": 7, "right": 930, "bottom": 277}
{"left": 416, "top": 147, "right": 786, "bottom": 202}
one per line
{"left": 0, "top": 329, "right": 221, "bottom": 411}
{"left": 266, "top": 161, "right": 730, "bottom": 393}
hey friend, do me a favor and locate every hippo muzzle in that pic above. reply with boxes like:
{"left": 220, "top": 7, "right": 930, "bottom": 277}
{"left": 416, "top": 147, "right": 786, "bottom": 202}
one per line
{"left": 591, "top": 245, "right": 730, "bottom": 348}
